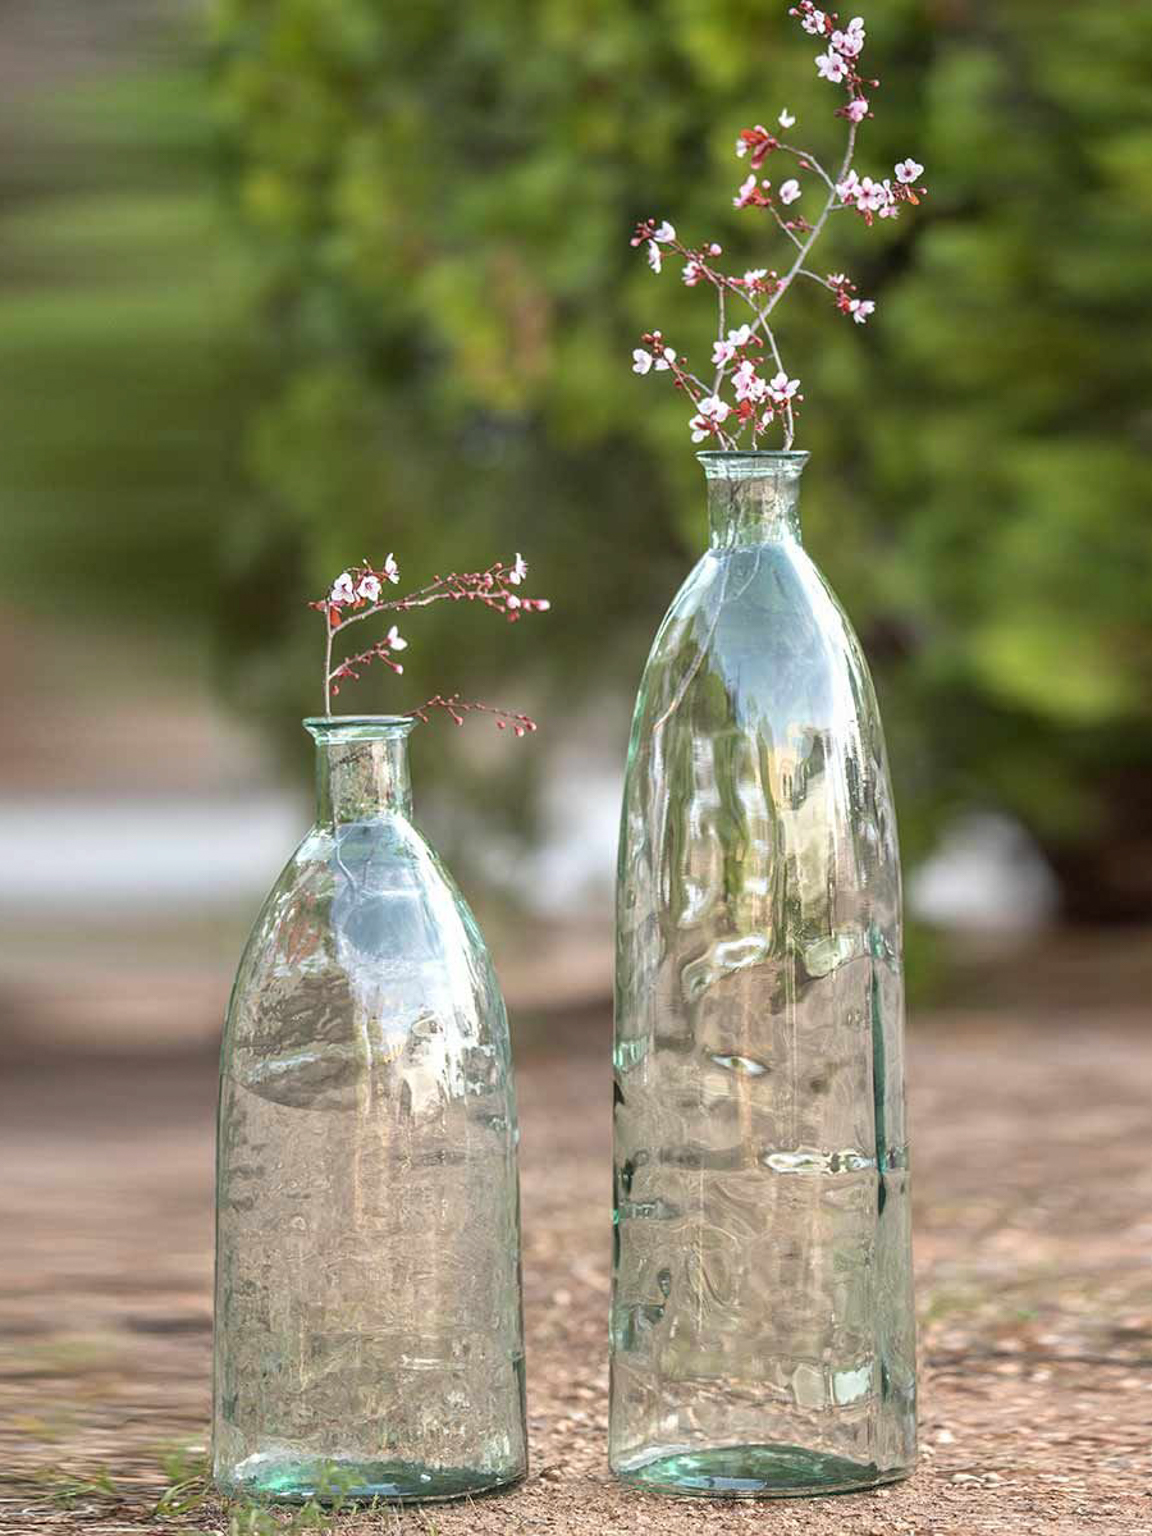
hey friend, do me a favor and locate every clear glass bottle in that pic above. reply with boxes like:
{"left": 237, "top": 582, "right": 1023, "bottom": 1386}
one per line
{"left": 213, "top": 717, "right": 527, "bottom": 1503}
{"left": 610, "top": 452, "right": 916, "bottom": 1497}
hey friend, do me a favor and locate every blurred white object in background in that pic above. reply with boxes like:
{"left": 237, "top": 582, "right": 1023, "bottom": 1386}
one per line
{"left": 0, "top": 795, "right": 301, "bottom": 912}
{"left": 909, "top": 811, "right": 1059, "bottom": 933}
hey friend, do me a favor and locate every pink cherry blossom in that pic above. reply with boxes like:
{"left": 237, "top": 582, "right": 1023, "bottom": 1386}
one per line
{"left": 733, "top": 362, "right": 768, "bottom": 403}
{"left": 832, "top": 17, "right": 865, "bottom": 58}
{"left": 689, "top": 413, "right": 715, "bottom": 444}
{"left": 383, "top": 553, "right": 399, "bottom": 584}
{"left": 815, "top": 49, "right": 848, "bottom": 84}
{"left": 848, "top": 299, "right": 875, "bottom": 325}
{"left": 845, "top": 97, "right": 868, "bottom": 123}
{"left": 654, "top": 220, "right": 676, "bottom": 242}
{"left": 508, "top": 553, "right": 528, "bottom": 585}
{"left": 647, "top": 241, "right": 662, "bottom": 273}
{"left": 712, "top": 339, "right": 736, "bottom": 365}
{"left": 895, "top": 158, "right": 925, "bottom": 184}
{"left": 698, "top": 395, "right": 731, "bottom": 423}
{"left": 734, "top": 173, "right": 760, "bottom": 208}
{"left": 357, "top": 574, "right": 382, "bottom": 602}
{"left": 653, "top": 345, "right": 676, "bottom": 371}
{"left": 857, "top": 177, "right": 888, "bottom": 212}
{"left": 743, "top": 268, "right": 769, "bottom": 285}
{"left": 800, "top": 8, "right": 827, "bottom": 35}
{"left": 779, "top": 178, "right": 802, "bottom": 206}
{"left": 769, "top": 370, "right": 801, "bottom": 405}
{"left": 330, "top": 571, "right": 356, "bottom": 606}
{"left": 632, "top": 348, "right": 653, "bottom": 375}
{"left": 727, "top": 324, "right": 754, "bottom": 347}
{"left": 682, "top": 260, "right": 705, "bottom": 286}
{"left": 385, "top": 624, "right": 407, "bottom": 652}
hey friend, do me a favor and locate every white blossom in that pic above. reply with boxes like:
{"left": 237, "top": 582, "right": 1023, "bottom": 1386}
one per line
{"left": 727, "top": 324, "right": 754, "bottom": 347}
{"left": 856, "top": 176, "right": 889, "bottom": 213}
{"left": 768, "top": 370, "right": 801, "bottom": 405}
{"left": 895, "top": 158, "right": 925, "bottom": 184}
{"left": 779, "top": 178, "right": 802, "bottom": 206}
{"left": 815, "top": 49, "right": 848, "bottom": 84}
{"left": 383, "top": 552, "right": 399, "bottom": 584}
{"left": 848, "top": 299, "right": 876, "bottom": 325}
{"left": 647, "top": 240, "right": 662, "bottom": 273}
{"left": 845, "top": 97, "right": 869, "bottom": 123}
{"left": 330, "top": 571, "right": 356, "bottom": 606}
{"left": 654, "top": 220, "right": 676, "bottom": 242}
{"left": 509, "top": 552, "right": 528, "bottom": 585}
{"left": 743, "top": 268, "right": 768, "bottom": 285}
{"left": 698, "top": 394, "right": 731, "bottom": 422}
{"left": 653, "top": 345, "right": 676, "bottom": 371}
{"left": 712, "top": 339, "right": 736, "bottom": 366}
{"left": 385, "top": 624, "right": 407, "bottom": 652}
{"left": 733, "top": 361, "right": 768, "bottom": 403}
{"left": 734, "top": 173, "right": 759, "bottom": 208}
{"left": 778, "top": 108, "right": 796, "bottom": 129}
{"left": 632, "top": 348, "right": 653, "bottom": 375}
{"left": 357, "top": 574, "right": 382, "bottom": 602}
{"left": 801, "top": 9, "right": 827, "bottom": 35}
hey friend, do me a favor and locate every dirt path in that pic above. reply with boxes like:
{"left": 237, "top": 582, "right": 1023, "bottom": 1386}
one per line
{"left": 1, "top": 1000, "right": 1150, "bottom": 1535}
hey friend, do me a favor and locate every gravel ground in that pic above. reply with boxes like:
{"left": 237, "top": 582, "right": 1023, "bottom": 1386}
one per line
{"left": 2, "top": 981, "right": 1150, "bottom": 1535}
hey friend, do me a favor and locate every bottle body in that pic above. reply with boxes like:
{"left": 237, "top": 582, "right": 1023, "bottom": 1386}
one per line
{"left": 213, "top": 720, "right": 526, "bottom": 1502}
{"left": 610, "top": 454, "right": 916, "bottom": 1497}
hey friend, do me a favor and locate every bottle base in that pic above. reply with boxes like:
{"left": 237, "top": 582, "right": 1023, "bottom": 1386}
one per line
{"left": 216, "top": 1454, "right": 525, "bottom": 1505}
{"left": 612, "top": 1443, "right": 913, "bottom": 1499}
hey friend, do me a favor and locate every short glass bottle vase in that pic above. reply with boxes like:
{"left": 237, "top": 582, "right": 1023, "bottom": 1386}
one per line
{"left": 213, "top": 716, "right": 527, "bottom": 1503}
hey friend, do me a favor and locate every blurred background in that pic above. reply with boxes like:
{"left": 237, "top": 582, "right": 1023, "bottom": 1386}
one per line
{"left": 1, "top": 2, "right": 1150, "bottom": 1525}
{"left": 2, "top": 0, "right": 1151, "bottom": 1043}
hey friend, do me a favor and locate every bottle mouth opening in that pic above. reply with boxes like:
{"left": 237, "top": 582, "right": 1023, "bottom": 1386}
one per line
{"left": 697, "top": 449, "right": 809, "bottom": 480}
{"left": 304, "top": 714, "right": 417, "bottom": 742}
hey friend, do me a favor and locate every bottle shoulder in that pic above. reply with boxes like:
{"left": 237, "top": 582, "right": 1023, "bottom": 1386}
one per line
{"left": 630, "top": 544, "right": 882, "bottom": 744}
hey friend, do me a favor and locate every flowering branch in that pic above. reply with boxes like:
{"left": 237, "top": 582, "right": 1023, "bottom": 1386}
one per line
{"left": 629, "top": 4, "right": 927, "bottom": 450}
{"left": 408, "top": 694, "right": 539, "bottom": 738}
{"left": 311, "top": 552, "right": 549, "bottom": 726}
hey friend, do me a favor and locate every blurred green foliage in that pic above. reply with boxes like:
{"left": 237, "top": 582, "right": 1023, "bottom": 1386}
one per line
{"left": 207, "top": 0, "right": 1152, "bottom": 914}
{"left": 2, "top": 2, "right": 1150, "bottom": 915}
{"left": 0, "top": 61, "right": 252, "bottom": 639}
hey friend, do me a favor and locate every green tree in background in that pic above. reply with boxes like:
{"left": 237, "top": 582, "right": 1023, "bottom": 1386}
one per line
{"left": 210, "top": 0, "right": 1152, "bottom": 916}
{"left": 2, "top": 2, "right": 1149, "bottom": 919}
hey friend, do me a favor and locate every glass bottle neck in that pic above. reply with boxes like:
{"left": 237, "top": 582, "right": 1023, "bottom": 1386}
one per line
{"left": 305, "top": 719, "right": 415, "bottom": 825}
{"left": 700, "top": 451, "right": 808, "bottom": 549}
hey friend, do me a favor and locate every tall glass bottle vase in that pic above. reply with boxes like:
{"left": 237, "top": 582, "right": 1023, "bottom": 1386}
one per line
{"left": 610, "top": 452, "right": 916, "bottom": 1497}
{"left": 213, "top": 717, "right": 527, "bottom": 1503}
